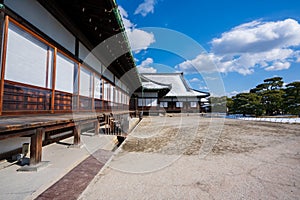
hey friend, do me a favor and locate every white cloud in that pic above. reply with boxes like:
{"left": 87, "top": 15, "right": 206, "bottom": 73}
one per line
{"left": 265, "top": 61, "right": 290, "bottom": 71}
{"left": 118, "top": 6, "right": 155, "bottom": 53}
{"left": 205, "top": 76, "right": 218, "bottom": 81}
{"left": 199, "top": 86, "right": 208, "bottom": 90}
{"left": 295, "top": 51, "right": 300, "bottom": 62}
{"left": 226, "top": 90, "right": 249, "bottom": 97}
{"left": 175, "top": 53, "right": 217, "bottom": 74}
{"left": 137, "top": 58, "right": 157, "bottom": 73}
{"left": 211, "top": 18, "right": 300, "bottom": 54}
{"left": 189, "top": 78, "right": 201, "bottom": 83}
{"left": 134, "top": 0, "right": 156, "bottom": 17}
{"left": 127, "top": 29, "right": 155, "bottom": 53}
{"left": 177, "top": 18, "right": 300, "bottom": 75}
{"left": 227, "top": 91, "right": 240, "bottom": 97}
{"left": 118, "top": 6, "right": 133, "bottom": 30}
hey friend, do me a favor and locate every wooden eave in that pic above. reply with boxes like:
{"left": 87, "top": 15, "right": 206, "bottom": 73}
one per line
{"left": 38, "top": 0, "right": 141, "bottom": 89}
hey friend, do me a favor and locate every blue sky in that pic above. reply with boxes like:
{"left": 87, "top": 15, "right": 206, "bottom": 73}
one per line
{"left": 117, "top": 0, "right": 300, "bottom": 96}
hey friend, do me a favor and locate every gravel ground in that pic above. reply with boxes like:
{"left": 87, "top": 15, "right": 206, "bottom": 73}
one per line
{"left": 80, "top": 114, "right": 300, "bottom": 200}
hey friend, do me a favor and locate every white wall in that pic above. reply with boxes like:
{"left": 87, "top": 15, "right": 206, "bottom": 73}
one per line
{"left": 4, "top": 0, "right": 76, "bottom": 54}
{"left": 103, "top": 68, "right": 114, "bottom": 83}
{"left": 136, "top": 92, "right": 158, "bottom": 98}
{"left": 79, "top": 42, "right": 102, "bottom": 74}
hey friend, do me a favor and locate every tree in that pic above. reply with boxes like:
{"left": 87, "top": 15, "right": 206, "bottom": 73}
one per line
{"left": 251, "top": 77, "right": 284, "bottom": 93}
{"left": 263, "top": 77, "right": 284, "bottom": 90}
{"left": 231, "top": 93, "right": 263, "bottom": 116}
{"left": 209, "top": 96, "right": 227, "bottom": 113}
{"left": 260, "top": 89, "right": 285, "bottom": 115}
{"left": 226, "top": 97, "right": 234, "bottom": 114}
{"left": 250, "top": 77, "right": 284, "bottom": 115}
{"left": 283, "top": 81, "right": 300, "bottom": 115}
{"left": 226, "top": 77, "right": 298, "bottom": 116}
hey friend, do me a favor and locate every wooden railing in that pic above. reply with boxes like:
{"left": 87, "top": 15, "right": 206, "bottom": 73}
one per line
{"left": 1, "top": 80, "right": 129, "bottom": 115}
{"left": 3, "top": 81, "right": 51, "bottom": 113}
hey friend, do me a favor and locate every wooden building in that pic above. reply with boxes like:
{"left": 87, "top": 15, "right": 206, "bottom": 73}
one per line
{"left": 0, "top": 0, "right": 141, "bottom": 166}
{"left": 133, "top": 73, "right": 210, "bottom": 114}
{"left": 0, "top": 0, "right": 141, "bottom": 115}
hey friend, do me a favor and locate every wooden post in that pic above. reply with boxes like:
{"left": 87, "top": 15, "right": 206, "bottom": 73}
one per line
{"left": 30, "top": 128, "right": 44, "bottom": 165}
{"left": 92, "top": 72, "right": 95, "bottom": 111}
{"left": 73, "top": 124, "right": 81, "bottom": 145}
{"left": 50, "top": 48, "right": 57, "bottom": 113}
{"left": 104, "top": 114, "right": 110, "bottom": 134}
{"left": 94, "top": 120, "right": 99, "bottom": 135}
{"left": 102, "top": 79, "right": 104, "bottom": 111}
{"left": 0, "top": 15, "right": 9, "bottom": 115}
{"left": 77, "top": 64, "right": 81, "bottom": 110}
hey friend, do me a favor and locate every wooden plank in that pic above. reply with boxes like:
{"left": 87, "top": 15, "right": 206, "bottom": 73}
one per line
{"left": 0, "top": 112, "right": 129, "bottom": 133}
{"left": 44, "top": 122, "right": 75, "bottom": 132}
{"left": 30, "top": 128, "right": 44, "bottom": 165}
{"left": 0, "top": 129, "right": 35, "bottom": 140}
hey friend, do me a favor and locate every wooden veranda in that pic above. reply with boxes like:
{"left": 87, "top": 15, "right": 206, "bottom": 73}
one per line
{"left": 0, "top": 111, "right": 131, "bottom": 167}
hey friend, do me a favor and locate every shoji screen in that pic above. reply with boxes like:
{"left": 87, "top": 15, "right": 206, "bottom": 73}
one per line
{"left": 5, "top": 22, "right": 52, "bottom": 88}
{"left": 56, "top": 52, "right": 77, "bottom": 93}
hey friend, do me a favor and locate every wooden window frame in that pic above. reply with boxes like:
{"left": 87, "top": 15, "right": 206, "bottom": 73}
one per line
{"left": 0, "top": 15, "right": 132, "bottom": 115}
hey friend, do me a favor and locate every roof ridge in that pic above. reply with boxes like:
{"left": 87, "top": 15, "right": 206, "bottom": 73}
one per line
{"left": 140, "top": 74, "right": 172, "bottom": 87}
{"left": 141, "top": 72, "right": 183, "bottom": 75}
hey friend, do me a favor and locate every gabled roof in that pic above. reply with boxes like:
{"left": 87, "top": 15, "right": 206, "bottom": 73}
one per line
{"left": 141, "top": 75, "right": 171, "bottom": 90}
{"left": 141, "top": 73, "right": 210, "bottom": 98}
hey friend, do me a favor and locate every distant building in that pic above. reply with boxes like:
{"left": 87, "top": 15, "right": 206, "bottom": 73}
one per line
{"left": 132, "top": 73, "right": 210, "bottom": 114}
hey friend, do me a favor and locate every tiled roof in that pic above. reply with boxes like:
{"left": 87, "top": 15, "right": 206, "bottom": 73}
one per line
{"left": 141, "top": 73, "right": 209, "bottom": 97}
{"left": 141, "top": 75, "right": 171, "bottom": 90}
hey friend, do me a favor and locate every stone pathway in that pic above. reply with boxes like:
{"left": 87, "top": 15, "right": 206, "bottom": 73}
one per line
{"left": 35, "top": 149, "right": 113, "bottom": 200}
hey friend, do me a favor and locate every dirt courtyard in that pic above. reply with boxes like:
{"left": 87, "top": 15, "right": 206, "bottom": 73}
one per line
{"left": 80, "top": 114, "right": 300, "bottom": 200}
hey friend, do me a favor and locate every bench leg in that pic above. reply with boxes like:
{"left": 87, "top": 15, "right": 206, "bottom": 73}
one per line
{"left": 30, "top": 128, "right": 44, "bottom": 165}
{"left": 94, "top": 121, "right": 100, "bottom": 135}
{"left": 73, "top": 125, "right": 81, "bottom": 145}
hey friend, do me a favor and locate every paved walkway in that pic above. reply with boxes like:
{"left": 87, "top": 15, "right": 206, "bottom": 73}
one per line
{"left": 36, "top": 149, "right": 112, "bottom": 200}
{"left": 0, "top": 117, "right": 140, "bottom": 200}
{"left": 0, "top": 134, "right": 116, "bottom": 200}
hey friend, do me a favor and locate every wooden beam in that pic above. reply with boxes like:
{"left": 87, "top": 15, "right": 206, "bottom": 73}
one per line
{"left": 51, "top": 48, "right": 57, "bottom": 113}
{"left": 45, "top": 47, "right": 50, "bottom": 89}
{"left": 77, "top": 64, "right": 81, "bottom": 110}
{"left": 102, "top": 79, "right": 105, "bottom": 111}
{"left": 30, "top": 128, "right": 44, "bottom": 165}
{"left": 92, "top": 72, "right": 95, "bottom": 111}
{"left": 0, "top": 129, "right": 35, "bottom": 141}
{"left": 0, "top": 15, "right": 9, "bottom": 115}
{"left": 44, "top": 122, "right": 75, "bottom": 132}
